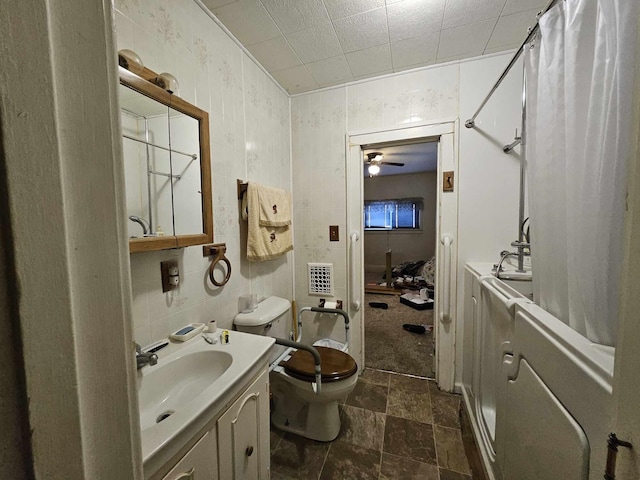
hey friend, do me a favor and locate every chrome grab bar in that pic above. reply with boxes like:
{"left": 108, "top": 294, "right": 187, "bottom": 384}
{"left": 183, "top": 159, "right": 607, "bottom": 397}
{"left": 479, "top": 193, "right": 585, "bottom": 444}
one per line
{"left": 440, "top": 235, "right": 452, "bottom": 323}
{"left": 350, "top": 232, "right": 361, "bottom": 311}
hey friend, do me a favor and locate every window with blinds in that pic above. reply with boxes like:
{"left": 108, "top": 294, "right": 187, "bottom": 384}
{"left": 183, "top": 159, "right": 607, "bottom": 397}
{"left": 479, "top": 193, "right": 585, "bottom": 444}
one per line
{"left": 363, "top": 198, "right": 423, "bottom": 230}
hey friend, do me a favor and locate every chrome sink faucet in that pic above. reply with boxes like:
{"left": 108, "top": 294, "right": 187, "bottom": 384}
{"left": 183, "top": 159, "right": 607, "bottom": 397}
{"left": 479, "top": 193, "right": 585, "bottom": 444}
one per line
{"left": 135, "top": 342, "right": 158, "bottom": 369}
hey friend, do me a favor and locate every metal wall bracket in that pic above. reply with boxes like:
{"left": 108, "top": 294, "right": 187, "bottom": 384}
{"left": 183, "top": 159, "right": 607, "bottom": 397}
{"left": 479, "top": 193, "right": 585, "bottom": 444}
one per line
{"left": 604, "top": 433, "right": 633, "bottom": 480}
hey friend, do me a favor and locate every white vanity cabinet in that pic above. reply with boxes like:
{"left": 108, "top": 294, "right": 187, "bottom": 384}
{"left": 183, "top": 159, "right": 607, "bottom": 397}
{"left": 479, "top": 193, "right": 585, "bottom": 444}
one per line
{"left": 217, "top": 369, "right": 270, "bottom": 480}
{"left": 151, "top": 367, "right": 270, "bottom": 480}
{"left": 141, "top": 333, "right": 275, "bottom": 480}
{"left": 162, "top": 430, "right": 218, "bottom": 480}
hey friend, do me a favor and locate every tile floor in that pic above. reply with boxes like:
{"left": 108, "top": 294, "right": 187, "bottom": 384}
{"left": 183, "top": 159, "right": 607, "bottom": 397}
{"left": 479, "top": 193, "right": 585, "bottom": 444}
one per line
{"left": 270, "top": 368, "right": 480, "bottom": 480}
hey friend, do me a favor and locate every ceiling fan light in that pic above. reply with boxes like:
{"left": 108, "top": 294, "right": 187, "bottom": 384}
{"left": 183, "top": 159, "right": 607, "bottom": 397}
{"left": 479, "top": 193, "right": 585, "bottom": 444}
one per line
{"left": 368, "top": 164, "right": 380, "bottom": 175}
{"left": 374, "top": 154, "right": 383, "bottom": 161}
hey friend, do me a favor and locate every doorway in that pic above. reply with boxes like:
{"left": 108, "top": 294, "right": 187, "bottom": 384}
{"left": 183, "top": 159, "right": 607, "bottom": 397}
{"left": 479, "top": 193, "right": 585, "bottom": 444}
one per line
{"left": 347, "top": 122, "right": 458, "bottom": 391}
{"left": 361, "top": 140, "right": 438, "bottom": 378}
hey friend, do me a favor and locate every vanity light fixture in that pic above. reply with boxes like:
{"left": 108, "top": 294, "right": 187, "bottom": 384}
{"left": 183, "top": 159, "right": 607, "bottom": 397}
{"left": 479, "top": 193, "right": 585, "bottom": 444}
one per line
{"left": 118, "top": 49, "right": 145, "bottom": 75}
{"left": 155, "top": 72, "right": 180, "bottom": 95}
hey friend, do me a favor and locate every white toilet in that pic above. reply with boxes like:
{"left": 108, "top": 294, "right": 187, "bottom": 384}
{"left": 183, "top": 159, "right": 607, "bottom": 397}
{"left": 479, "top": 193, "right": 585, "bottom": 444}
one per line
{"left": 234, "top": 296, "right": 358, "bottom": 442}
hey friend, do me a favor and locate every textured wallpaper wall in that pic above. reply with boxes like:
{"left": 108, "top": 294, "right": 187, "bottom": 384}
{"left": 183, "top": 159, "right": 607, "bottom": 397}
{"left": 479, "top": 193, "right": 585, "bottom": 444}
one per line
{"left": 115, "top": 0, "right": 293, "bottom": 346}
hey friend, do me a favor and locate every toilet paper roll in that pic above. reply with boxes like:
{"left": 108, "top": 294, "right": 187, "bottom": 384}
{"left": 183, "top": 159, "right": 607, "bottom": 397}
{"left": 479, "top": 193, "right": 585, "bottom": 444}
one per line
{"left": 323, "top": 301, "right": 338, "bottom": 309}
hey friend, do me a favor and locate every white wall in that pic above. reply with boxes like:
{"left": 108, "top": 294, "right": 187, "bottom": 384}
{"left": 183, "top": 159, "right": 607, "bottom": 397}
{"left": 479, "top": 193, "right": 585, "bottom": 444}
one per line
{"left": 363, "top": 172, "right": 437, "bottom": 271}
{"left": 115, "top": 0, "right": 293, "bottom": 346}
{"left": 1, "top": 0, "right": 141, "bottom": 477}
{"left": 292, "top": 88, "right": 348, "bottom": 345}
{"left": 456, "top": 54, "right": 525, "bottom": 385}
{"left": 292, "top": 53, "right": 523, "bottom": 383}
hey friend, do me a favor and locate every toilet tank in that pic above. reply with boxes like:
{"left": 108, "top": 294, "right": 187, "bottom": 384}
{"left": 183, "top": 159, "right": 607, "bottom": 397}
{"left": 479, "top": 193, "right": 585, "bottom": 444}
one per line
{"left": 234, "top": 296, "right": 291, "bottom": 363}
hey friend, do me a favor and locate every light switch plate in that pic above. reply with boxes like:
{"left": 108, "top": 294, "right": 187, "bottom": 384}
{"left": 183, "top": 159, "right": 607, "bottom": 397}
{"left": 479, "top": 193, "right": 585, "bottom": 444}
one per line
{"left": 329, "top": 225, "right": 339, "bottom": 241}
{"left": 443, "top": 171, "right": 454, "bottom": 192}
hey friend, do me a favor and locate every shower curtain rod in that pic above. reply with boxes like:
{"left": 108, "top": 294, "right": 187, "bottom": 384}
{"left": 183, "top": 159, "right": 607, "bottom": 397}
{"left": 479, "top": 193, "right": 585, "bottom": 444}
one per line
{"left": 122, "top": 134, "right": 198, "bottom": 160}
{"left": 464, "top": 0, "right": 561, "bottom": 129}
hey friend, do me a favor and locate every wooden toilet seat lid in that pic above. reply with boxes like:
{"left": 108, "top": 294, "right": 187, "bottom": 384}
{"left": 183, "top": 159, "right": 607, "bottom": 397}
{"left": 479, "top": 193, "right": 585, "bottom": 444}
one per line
{"left": 280, "top": 346, "right": 357, "bottom": 383}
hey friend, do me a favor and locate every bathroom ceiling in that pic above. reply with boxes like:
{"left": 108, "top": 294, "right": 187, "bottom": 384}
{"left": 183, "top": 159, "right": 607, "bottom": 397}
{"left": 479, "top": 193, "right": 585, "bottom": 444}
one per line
{"left": 202, "top": 0, "right": 546, "bottom": 94}
{"left": 363, "top": 141, "right": 438, "bottom": 177}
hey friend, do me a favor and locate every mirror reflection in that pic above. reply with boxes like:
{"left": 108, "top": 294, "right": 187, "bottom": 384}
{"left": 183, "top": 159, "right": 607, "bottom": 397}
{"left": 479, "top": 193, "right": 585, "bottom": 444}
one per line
{"left": 168, "top": 107, "right": 203, "bottom": 236}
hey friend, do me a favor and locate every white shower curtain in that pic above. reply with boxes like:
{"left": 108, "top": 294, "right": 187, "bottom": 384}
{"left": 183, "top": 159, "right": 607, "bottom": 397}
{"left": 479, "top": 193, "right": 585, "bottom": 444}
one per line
{"left": 525, "top": 0, "right": 638, "bottom": 346}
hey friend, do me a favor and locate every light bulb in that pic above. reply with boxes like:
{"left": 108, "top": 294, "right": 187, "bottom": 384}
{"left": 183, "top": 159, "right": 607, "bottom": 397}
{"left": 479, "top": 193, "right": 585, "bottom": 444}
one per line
{"left": 118, "top": 49, "right": 144, "bottom": 75}
{"left": 368, "top": 164, "right": 380, "bottom": 175}
{"left": 155, "top": 73, "right": 180, "bottom": 95}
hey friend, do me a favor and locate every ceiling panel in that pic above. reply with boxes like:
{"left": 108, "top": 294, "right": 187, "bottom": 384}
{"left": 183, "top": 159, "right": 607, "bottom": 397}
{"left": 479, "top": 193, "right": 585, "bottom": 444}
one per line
{"left": 306, "top": 55, "right": 354, "bottom": 87}
{"left": 346, "top": 43, "right": 393, "bottom": 78}
{"left": 323, "top": 0, "right": 386, "bottom": 20}
{"left": 486, "top": 8, "right": 541, "bottom": 50}
{"left": 387, "top": 0, "right": 445, "bottom": 42}
{"left": 441, "top": 0, "right": 505, "bottom": 30}
{"left": 204, "top": 0, "right": 543, "bottom": 94}
{"left": 333, "top": 7, "right": 390, "bottom": 53}
{"left": 502, "top": 0, "right": 546, "bottom": 16}
{"left": 437, "top": 18, "right": 496, "bottom": 59}
{"left": 247, "top": 36, "right": 302, "bottom": 72}
{"left": 285, "top": 23, "right": 343, "bottom": 64}
{"left": 271, "top": 65, "right": 319, "bottom": 93}
{"left": 211, "top": 0, "right": 281, "bottom": 46}
{"left": 261, "top": 0, "right": 330, "bottom": 34}
{"left": 391, "top": 32, "right": 440, "bottom": 70}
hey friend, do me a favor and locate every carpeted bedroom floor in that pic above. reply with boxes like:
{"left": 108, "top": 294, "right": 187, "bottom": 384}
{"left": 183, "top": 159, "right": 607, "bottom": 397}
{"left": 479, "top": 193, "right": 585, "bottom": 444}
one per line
{"left": 364, "top": 293, "right": 434, "bottom": 378}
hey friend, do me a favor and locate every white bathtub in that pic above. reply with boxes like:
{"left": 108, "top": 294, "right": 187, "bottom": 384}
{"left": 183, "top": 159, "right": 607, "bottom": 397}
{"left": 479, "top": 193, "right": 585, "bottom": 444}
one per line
{"left": 461, "top": 263, "right": 614, "bottom": 480}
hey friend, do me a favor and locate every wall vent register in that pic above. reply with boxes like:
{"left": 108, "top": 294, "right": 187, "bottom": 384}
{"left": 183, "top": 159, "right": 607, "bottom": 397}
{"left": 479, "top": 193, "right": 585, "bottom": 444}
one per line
{"left": 308, "top": 263, "right": 333, "bottom": 296}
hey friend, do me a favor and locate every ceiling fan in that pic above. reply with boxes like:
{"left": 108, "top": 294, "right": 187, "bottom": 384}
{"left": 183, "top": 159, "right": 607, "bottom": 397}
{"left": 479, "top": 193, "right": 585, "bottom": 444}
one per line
{"left": 364, "top": 152, "right": 405, "bottom": 175}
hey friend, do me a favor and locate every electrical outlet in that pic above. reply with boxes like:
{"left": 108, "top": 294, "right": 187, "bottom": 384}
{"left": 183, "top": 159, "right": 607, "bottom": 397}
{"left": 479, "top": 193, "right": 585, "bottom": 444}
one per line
{"left": 161, "top": 260, "right": 179, "bottom": 292}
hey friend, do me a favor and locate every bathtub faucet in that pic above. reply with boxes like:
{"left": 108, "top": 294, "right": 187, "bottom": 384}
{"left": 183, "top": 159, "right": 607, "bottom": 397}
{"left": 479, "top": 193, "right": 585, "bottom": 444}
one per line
{"left": 494, "top": 250, "right": 529, "bottom": 279}
{"left": 510, "top": 239, "right": 530, "bottom": 273}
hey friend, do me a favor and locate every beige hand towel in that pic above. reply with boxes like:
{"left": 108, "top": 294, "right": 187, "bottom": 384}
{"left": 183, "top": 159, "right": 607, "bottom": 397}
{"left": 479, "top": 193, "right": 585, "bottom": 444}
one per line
{"left": 257, "top": 185, "right": 291, "bottom": 227}
{"left": 246, "top": 182, "right": 293, "bottom": 261}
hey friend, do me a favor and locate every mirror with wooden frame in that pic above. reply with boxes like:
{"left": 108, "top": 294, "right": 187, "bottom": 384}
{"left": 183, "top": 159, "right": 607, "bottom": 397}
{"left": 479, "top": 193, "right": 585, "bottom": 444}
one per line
{"left": 118, "top": 66, "right": 213, "bottom": 253}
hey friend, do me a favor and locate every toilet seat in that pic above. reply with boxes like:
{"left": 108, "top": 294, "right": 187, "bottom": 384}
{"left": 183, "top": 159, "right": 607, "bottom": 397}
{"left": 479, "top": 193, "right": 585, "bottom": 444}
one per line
{"left": 280, "top": 346, "right": 357, "bottom": 383}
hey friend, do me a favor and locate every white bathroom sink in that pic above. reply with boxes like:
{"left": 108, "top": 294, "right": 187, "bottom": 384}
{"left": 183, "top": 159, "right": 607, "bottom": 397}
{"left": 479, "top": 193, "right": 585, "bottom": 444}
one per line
{"left": 138, "top": 350, "right": 233, "bottom": 432}
{"left": 137, "top": 330, "right": 274, "bottom": 475}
